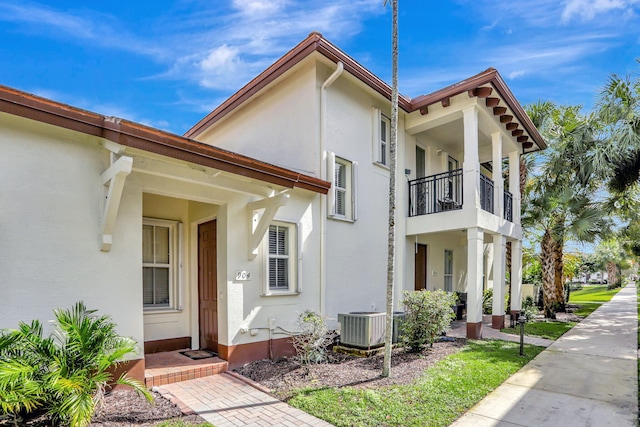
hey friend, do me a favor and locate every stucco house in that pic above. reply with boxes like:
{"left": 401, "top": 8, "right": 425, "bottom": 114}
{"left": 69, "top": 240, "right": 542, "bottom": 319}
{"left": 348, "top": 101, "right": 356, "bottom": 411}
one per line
{"left": 186, "top": 33, "right": 545, "bottom": 339}
{"left": 0, "top": 32, "right": 543, "bottom": 383}
{"left": 0, "top": 84, "right": 329, "bottom": 380}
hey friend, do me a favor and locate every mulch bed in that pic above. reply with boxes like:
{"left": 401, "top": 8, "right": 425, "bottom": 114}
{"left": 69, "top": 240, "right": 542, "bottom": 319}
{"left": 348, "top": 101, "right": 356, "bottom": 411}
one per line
{"left": 0, "top": 389, "right": 208, "bottom": 427}
{"left": 235, "top": 338, "right": 467, "bottom": 401}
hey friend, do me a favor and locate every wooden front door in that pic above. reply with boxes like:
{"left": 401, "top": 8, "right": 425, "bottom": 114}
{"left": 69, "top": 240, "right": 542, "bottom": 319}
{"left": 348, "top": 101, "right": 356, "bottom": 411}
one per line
{"left": 415, "top": 244, "right": 428, "bottom": 291}
{"left": 198, "top": 220, "right": 218, "bottom": 352}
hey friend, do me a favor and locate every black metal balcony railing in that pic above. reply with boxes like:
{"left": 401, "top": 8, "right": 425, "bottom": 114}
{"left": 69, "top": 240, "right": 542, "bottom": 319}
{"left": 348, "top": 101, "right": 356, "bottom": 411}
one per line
{"left": 479, "top": 173, "right": 494, "bottom": 214}
{"left": 408, "top": 169, "right": 463, "bottom": 217}
{"left": 504, "top": 190, "right": 513, "bottom": 222}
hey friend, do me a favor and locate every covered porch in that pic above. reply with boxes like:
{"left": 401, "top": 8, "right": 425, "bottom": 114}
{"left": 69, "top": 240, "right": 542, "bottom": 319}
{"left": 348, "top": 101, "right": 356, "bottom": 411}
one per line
{"left": 409, "top": 228, "right": 523, "bottom": 340}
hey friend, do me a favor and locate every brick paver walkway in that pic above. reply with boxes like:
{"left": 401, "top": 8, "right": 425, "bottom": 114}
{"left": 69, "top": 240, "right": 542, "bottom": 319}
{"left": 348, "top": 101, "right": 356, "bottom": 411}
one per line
{"left": 157, "top": 371, "right": 334, "bottom": 427}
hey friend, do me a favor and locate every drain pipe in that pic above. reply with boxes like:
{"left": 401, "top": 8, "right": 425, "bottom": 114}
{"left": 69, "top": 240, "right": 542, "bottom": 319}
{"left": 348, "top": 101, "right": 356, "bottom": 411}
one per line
{"left": 319, "top": 61, "right": 344, "bottom": 315}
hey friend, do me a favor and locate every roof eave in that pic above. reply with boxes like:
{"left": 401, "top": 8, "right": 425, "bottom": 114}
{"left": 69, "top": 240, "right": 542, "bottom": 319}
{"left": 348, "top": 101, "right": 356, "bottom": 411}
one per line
{"left": 409, "top": 68, "right": 547, "bottom": 151}
{"left": 0, "top": 85, "right": 330, "bottom": 194}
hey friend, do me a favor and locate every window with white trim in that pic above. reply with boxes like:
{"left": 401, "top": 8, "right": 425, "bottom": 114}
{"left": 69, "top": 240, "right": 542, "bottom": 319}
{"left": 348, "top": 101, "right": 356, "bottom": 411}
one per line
{"left": 143, "top": 219, "right": 179, "bottom": 310}
{"left": 328, "top": 153, "right": 357, "bottom": 221}
{"left": 267, "top": 222, "right": 298, "bottom": 293}
{"left": 444, "top": 249, "right": 453, "bottom": 292}
{"left": 379, "top": 114, "right": 391, "bottom": 166}
{"left": 372, "top": 107, "right": 391, "bottom": 167}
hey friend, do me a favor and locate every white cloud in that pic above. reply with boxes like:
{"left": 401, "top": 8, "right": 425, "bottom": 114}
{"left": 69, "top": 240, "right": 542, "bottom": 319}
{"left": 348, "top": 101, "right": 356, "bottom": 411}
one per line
{"left": 561, "top": 0, "right": 640, "bottom": 21}
{"left": 508, "top": 70, "right": 527, "bottom": 79}
{"left": 0, "top": 0, "right": 385, "bottom": 93}
{"left": 0, "top": 2, "right": 94, "bottom": 38}
{"left": 232, "top": 0, "right": 288, "bottom": 16}
{"left": 197, "top": 45, "right": 246, "bottom": 89}
{"left": 0, "top": 1, "right": 165, "bottom": 58}
{"left": 159, "top": 0, "right": 384, "bottom": 91}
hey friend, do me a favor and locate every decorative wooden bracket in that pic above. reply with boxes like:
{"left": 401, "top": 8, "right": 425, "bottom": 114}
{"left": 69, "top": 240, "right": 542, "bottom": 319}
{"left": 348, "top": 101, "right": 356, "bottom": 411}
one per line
{"left": 247, "top": 193, "right": 290, "bottom": 260}
{"left": 100, "top": 154, "right": 133, "bottom": 251}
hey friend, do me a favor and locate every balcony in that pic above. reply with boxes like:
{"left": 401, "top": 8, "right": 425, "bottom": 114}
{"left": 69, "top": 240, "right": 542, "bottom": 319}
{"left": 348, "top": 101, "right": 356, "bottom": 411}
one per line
{"left": 479, "top": 173, "right": 494, "bottom": 213}
{"left": 504, "top": 190, "right": 513, "bottom": 222}
{"left": 408, "top": 169, "right": 463, "bottom": 217}
{"left": 409, "top": 170, "right": 514, "bottom": 222}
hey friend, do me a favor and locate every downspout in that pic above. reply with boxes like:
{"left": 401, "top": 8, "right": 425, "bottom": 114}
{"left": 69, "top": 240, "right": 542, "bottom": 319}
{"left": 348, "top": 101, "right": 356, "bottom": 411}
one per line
{"left": 319, "top": 61, "right": 344, "bottom": 315}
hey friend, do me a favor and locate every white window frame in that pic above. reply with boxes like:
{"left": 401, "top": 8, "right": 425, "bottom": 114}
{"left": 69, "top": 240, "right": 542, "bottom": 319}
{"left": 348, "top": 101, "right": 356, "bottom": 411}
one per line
{"left": 264, "top": 220, "right": 300, "bottom": 296}
{"left": 327, "top": 152, "right": 358, "bottom": 221}
{"left": 444, "top": 249, "right": 454, "bottom": 292}
{"left": 372, "top": 107, "right": 391, "bottom": 168}
{"left": 142, "top": 218, "right": 181, "bottom": 311}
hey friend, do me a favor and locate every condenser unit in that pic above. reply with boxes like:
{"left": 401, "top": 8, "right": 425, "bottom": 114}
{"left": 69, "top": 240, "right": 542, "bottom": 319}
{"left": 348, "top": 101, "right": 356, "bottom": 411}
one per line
{"left": 338, "top": 312, "right": 405, "bottom": 350}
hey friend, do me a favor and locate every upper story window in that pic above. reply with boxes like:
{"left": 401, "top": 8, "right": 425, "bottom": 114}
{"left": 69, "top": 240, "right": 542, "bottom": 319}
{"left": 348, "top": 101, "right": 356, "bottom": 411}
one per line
{"left": 379, "top": 114, "right": 391, "bottom": 166}
{"left": 266, "top": 221, "right": 298, "bottom": 294}
{"left": 372, "top": 107, "right": 391, "bottom": 167}
{"left": 328, "top": 152, "right": 357, "bottom": 221}
{"left": 143, "top": 218, "right": 179, "bottom": 310}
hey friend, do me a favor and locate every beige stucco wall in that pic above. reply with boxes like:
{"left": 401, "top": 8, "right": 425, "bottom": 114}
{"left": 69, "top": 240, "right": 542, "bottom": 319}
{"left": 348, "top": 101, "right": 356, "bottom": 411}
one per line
{"left": 197, "top": 59, "right": 319, "bottom": 176}
{"left": 0, "top": 113, "right": 145, "bottom": 358}
{"left": 0, "top": 110, "right": 325, "bottom": 357}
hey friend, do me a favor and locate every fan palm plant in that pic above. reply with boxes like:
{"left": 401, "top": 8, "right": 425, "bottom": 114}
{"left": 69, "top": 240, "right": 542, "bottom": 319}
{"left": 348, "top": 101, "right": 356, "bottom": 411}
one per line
{"left": 0, "top": 302, "right": 151, "bottom": 427}
{"left": 598, "top": 66, "right": 640, "bottom": 193}
{"left": 523, "top": 103, "right": 611, "bottom": 318}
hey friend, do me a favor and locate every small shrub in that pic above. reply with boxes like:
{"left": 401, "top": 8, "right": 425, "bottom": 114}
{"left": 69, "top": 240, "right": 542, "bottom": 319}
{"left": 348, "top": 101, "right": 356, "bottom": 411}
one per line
{"left": 0, "top": 302, "right": 151, "bottom": 427}
{"left": 482, "top": 289, "right": 493, "bottom": 315}
{"left": 291, "top": 310, "right": 337, "bottom": 366}
{"left": 521, "top": 296, "right": 538, "bottom": 321}
{"left": 401, "top": 290, "right": 457, "bottom": 352}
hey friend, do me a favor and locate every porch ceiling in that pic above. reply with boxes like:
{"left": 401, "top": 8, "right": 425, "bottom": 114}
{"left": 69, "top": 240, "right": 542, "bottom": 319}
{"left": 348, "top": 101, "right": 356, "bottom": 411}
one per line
{"left": 413, "top": 114, "right": 516, "bottom": 161}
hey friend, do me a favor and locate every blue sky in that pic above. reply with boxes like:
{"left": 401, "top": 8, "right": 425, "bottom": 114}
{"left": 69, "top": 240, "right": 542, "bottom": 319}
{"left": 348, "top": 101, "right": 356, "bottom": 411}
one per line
{"left": 0, "top": 0, "right": 639, "bottom": 135}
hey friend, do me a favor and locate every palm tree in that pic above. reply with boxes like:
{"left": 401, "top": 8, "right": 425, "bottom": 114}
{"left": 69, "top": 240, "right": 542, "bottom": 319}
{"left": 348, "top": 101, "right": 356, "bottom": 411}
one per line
{"left": 382, "top": 0, "right": 399, "bottom": 379}
{"left": 523, "top": 103, "right": 610, "bottom": 318}
{"left": 0, "top": 302, "right": 151, "bottom": 427}
{"left": 597, "top": 65, "right": 640, "bottom": 194}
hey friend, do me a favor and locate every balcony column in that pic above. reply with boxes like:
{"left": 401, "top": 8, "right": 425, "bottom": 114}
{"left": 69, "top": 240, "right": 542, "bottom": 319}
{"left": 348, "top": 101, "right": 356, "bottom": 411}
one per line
{"left": 466, "top": 227, "right": 484, "bottom": 339}
{"left": 462, "top": 107, "right": 480, "bottom": 209}
{"left": 492, "top": 234, "right": 506, "bottom": 329}
{"left": 508, "top": 150, "right": 521, "bottom": 223}
{"left": 510, "top": 239, "right": 523, "bottom": 318}
{"left": 492, "top": 132, "right": 504, "bottom": 218}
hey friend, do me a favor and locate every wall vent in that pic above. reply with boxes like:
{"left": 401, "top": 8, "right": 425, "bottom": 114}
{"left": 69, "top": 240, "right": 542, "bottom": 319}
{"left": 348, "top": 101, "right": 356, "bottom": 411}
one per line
{"left": 337, "top": 312, "right": 405, "bottom": 350}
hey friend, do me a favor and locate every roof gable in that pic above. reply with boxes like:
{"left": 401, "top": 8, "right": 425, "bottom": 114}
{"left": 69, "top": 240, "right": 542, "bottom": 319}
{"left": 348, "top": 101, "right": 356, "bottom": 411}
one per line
{"left": 185, "top": 32, "right": 546, "bottom": 152}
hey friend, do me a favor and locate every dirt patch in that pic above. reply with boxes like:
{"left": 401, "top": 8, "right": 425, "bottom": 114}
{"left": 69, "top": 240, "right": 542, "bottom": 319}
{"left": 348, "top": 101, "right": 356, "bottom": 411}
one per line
{"left": 234, "top": 338, "right": 467, "bottom": 401}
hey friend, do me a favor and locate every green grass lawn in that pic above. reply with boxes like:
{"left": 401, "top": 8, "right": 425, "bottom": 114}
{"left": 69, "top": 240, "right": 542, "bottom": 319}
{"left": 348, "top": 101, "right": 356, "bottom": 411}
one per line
{"left": 570, "top": 284, "right": 621, "bottom": 317}
{"left": 501, "top": 320, "right": 575, "bottom": 340}
{"left": 569, "top": 284, "right": 621, "bottom": 303}
{"left": 288, "top": 340, "right": 544, "bottom": 427}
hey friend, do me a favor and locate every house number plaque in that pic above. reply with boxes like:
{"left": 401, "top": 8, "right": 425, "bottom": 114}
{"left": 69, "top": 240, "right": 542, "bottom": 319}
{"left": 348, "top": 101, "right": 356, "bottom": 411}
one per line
{"left": 235, "top": 270, "right": 251, "bottom": 281}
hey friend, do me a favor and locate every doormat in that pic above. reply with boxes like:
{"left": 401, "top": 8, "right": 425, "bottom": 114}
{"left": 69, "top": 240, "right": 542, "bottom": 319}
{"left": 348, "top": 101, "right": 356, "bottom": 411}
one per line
{"left": 179, "top": 350, "right": 218, "bottom": 360}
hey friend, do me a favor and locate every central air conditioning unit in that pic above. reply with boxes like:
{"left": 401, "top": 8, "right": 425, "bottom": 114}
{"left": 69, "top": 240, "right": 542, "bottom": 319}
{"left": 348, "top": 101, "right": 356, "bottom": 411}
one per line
{"left": 337, "top": 312, "right": 405, "bottom": 350}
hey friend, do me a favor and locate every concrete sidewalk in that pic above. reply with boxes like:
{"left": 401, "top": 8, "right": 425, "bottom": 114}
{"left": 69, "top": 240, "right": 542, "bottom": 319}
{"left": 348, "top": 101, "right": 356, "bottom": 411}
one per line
{"left": 450, "top": 283, "right": 638, "bottom": 427}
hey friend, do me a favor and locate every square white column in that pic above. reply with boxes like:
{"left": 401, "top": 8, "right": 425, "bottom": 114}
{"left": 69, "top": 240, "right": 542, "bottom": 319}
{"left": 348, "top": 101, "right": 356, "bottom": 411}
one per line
{"left": 492, "top": 132, "right": 504, "bottom": 218}
{"left": 492, "top": 234, "right": 506, "bottom": 328}
{"left": 466, "top": 227, "right": 484, "bottom": 323}
{"left": 463, "top": 107, "right": 480, "bottom": 210}
{"left": 510, "top": 240, "right": 523, "bottom": 312}
{"left": 508, "top": 150, "right": 521, "bottom": 223}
